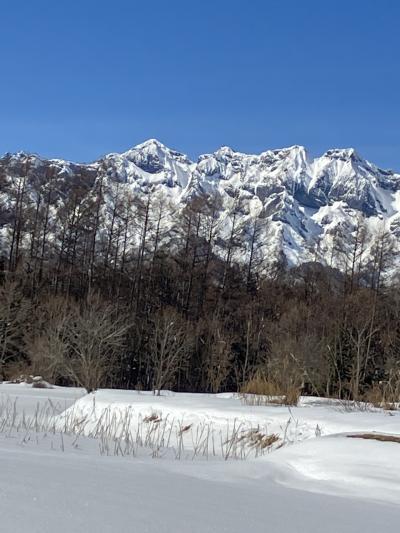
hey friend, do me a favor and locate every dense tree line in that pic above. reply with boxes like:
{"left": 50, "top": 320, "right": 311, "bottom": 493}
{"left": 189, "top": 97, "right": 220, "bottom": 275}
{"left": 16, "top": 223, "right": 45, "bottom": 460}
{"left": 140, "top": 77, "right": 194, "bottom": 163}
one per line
{"left": 0, "top": 167, "right": 399, "bottom": 402}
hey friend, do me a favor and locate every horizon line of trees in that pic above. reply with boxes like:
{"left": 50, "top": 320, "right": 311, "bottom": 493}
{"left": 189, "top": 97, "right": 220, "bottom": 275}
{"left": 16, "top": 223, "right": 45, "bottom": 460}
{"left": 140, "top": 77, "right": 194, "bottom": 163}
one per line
{"left": 0, "top": 163, "right": 399, "bottom": 401}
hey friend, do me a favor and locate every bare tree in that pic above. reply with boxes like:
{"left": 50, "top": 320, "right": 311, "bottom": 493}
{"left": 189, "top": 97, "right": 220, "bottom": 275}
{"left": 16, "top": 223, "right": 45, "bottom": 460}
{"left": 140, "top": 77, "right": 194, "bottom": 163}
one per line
{"left": 63, "top": 293, "right": 130, "bottom": 392}
{"left": 148, "top": 308, "right": 189, "bottom": 395}
{"left": 25, "top": 297, "right": 71, "bottom": 383}
{"left": 0, "top": 280, "right": 30, "bottom": 379}
{"left": 204, "top": 321, "right": 233, "bottom": 393}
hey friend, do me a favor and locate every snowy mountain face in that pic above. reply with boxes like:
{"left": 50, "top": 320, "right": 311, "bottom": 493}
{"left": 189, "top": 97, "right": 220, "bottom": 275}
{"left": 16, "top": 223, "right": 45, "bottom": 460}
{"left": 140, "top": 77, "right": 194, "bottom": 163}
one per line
{"left": 1, "top": 139, "right": 399, "bottom": 274}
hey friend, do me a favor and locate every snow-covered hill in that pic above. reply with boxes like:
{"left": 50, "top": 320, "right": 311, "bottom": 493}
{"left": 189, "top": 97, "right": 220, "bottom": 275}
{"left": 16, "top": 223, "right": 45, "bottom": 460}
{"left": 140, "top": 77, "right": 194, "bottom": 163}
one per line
{"left": 1, "top": 139, "right": 399, "bottom": 272}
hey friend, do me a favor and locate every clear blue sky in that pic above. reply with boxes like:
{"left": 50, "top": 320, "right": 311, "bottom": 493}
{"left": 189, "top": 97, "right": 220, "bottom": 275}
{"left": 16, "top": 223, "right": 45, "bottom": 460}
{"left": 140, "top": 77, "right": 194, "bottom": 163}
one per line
{"left": 1, "top": 0, "right": 399, "bottom": 168}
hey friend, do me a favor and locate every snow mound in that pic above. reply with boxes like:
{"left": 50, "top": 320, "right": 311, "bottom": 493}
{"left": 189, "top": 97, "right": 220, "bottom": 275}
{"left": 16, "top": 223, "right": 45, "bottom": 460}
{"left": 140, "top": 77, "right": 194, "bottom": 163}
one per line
{"left": 268, "top": 433, "right": 400, "bottom": 504}
{"left": 54, "top": 390, "right": 400, "bottom": 460}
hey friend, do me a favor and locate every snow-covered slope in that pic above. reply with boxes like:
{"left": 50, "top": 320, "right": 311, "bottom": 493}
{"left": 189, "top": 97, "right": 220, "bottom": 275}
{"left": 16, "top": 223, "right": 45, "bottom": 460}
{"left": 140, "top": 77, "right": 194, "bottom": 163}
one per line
{"left": 1, "top": 139, "right": 399, "bottom": 271}
{"left": 1, "top": 385, "right": 400, "bottom": 532}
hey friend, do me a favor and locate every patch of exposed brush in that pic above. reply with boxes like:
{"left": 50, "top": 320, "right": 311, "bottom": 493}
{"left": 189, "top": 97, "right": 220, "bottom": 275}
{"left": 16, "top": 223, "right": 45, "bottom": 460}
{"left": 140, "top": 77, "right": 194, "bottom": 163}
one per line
{"left": 347, "top": 433, "right": 400, "bottom": 444}
{"left": 241, "top": 371, "right": 301, "bottom": 407}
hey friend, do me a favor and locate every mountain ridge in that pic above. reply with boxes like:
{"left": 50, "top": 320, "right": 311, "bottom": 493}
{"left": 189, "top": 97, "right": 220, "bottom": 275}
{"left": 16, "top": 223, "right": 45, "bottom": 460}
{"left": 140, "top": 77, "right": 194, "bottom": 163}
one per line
{"left": 1, "top": 139, "right": 399, "bottom": 275}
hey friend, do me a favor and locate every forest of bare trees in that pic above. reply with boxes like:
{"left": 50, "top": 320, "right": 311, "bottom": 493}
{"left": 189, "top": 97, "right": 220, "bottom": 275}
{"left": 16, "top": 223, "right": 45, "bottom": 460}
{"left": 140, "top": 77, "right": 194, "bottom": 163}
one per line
{"left": 0, "top": 165, "right": 399, "bottom": 403}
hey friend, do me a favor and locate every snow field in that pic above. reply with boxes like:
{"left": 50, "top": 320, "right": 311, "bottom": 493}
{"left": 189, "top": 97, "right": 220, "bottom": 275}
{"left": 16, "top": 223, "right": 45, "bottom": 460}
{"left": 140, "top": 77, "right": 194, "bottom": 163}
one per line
{"left": 0, "top": 383, "right": 399, "bottom": 532}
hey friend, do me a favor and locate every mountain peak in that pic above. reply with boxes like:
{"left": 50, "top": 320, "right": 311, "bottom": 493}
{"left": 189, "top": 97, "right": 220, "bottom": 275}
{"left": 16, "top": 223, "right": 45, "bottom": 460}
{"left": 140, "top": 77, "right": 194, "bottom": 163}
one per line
{"left": 278, "top": 144, "right": 306, "bottom": 152}
{"left": 323, "top": 148, "right": 361, "bottom": 161}
{"left": 132, "top": 138, "right": 168, "bottom": 151}
{"left": 214, "top": 146, "right": 237, "bottom": 157}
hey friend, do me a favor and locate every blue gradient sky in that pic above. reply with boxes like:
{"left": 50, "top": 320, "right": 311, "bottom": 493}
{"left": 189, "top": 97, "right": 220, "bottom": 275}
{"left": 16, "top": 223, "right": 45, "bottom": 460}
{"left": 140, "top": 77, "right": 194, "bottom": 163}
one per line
{"left": 1, "top": 0, "right": 399, "bottom": 168}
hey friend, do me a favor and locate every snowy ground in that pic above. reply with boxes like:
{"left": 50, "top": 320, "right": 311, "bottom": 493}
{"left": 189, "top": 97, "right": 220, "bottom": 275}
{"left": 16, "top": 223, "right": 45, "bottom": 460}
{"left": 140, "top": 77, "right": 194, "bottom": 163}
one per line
{"left": 1, "top": 383, "right": 399, "bottom": 532}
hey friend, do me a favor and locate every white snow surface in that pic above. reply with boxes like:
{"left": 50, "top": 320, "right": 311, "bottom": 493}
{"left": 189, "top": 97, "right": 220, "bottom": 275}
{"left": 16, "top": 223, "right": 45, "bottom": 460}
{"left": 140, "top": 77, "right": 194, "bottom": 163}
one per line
{"left": 0, "top": 384, "right": 399, "bottom": 532}
{"left": 58, "top": 388, "right": 400, "bottom": 443}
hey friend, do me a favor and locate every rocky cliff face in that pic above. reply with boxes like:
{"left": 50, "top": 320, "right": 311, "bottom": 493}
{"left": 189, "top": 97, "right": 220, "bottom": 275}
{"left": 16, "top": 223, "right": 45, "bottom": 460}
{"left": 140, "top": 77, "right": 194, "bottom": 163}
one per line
{"left": 1, "top": 139, "right": 399, "bottom": 272}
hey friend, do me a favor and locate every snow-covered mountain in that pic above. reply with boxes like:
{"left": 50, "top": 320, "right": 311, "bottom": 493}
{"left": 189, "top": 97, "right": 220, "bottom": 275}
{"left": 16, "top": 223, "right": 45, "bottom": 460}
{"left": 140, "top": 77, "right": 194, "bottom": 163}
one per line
{"left": 1, "top": 139, "right": 399, "bottom": 273}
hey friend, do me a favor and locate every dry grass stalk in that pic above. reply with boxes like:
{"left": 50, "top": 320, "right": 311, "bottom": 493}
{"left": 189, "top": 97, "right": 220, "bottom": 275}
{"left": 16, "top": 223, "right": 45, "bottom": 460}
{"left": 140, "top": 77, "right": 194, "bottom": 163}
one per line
{"left": 241, "top": 371, "right": 301, "bottom": 406}
{"left": 0, "top": 396, "right": 285, "bottom": 461}
{"left": 364, "top": 372, "right": 400, "bottom": 411}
